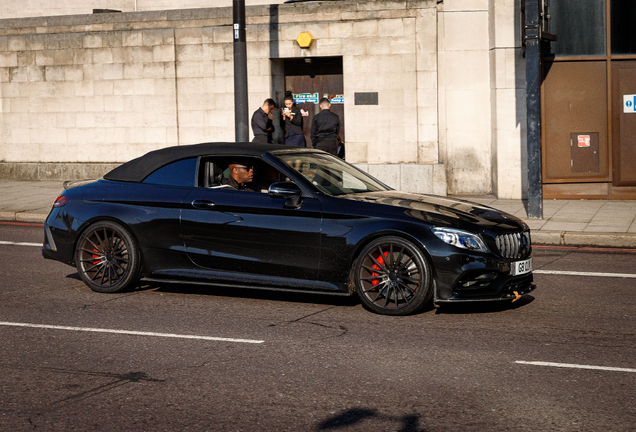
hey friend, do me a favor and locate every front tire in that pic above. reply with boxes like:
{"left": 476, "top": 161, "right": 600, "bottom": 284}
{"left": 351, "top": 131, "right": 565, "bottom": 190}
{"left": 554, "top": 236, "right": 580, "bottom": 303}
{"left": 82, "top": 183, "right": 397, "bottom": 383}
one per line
{"left": 353, "top": 236, "right": 433, "bottom": 316}
{"left": 75, "top": 221, "right": 141, "bottom": 293}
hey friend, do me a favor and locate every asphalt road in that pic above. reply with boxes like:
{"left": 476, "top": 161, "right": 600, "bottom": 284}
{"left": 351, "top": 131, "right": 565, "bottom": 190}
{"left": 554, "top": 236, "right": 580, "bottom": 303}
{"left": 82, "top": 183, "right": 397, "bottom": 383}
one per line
{"left": 1, "top": 222, "right": 635, "bottom": 431}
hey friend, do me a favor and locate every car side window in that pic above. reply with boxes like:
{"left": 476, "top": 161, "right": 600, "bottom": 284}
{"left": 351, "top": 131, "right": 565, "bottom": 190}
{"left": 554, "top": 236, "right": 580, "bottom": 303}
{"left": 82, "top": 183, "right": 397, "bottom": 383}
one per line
{"left": 142, "top": 157, "right": 198, "bottom": 187}
{"left": 199, "top": 157, "right": 288, "bottom": 192}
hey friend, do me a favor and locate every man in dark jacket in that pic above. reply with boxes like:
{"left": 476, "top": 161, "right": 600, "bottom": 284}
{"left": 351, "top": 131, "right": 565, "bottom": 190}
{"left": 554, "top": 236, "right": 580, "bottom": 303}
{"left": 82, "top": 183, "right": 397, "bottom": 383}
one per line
{"left": 251, "top": 99, "right": 276, "bottom": 144}
{"left": 221, "top": 161, "right": 255, "bottom": 191}
{"left": 310, "top": 98, "right": 340, "bottom": 155}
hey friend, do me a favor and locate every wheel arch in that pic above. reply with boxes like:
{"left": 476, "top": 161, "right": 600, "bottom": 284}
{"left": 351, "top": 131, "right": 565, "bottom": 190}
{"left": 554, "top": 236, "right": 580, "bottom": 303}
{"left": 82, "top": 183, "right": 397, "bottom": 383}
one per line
{"left": 72, "top": 215, "right": 142, "bottom": 267}
{"left": 347, "top": 229, "right": 438, "bottom": 292}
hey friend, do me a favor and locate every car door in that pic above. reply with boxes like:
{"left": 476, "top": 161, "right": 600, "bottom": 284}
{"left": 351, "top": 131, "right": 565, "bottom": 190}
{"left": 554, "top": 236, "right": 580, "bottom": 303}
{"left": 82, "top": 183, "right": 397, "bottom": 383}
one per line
{"left": 181, "top": 186, "right": 322, "bottom": 282}
{"left": 105, "top": 157, "right": 198, "bottom": 271}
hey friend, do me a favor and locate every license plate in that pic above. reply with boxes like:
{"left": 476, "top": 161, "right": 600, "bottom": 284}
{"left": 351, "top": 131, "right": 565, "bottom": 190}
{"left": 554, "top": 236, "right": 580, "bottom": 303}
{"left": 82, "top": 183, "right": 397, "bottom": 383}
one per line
{"left": 510, "top": 258, "right": 532, "bottom": 276}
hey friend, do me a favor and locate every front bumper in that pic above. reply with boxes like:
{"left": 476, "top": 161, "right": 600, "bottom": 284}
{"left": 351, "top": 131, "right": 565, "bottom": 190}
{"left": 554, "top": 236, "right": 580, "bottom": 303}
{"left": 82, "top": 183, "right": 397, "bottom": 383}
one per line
{"left": 429, "top": 244, "right": 536, "bottom": 304}
{"left": 434, "top": 274, "right": 536, "bottom": 304}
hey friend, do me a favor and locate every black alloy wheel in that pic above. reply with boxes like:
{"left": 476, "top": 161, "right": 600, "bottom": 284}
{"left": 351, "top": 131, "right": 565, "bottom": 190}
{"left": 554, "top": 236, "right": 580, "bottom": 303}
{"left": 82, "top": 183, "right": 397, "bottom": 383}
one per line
{"left": 353, "top": 236, "right": 433, "bottom": 316}
{"left": 75, "top": 221, "right": 141, "bottom": 293}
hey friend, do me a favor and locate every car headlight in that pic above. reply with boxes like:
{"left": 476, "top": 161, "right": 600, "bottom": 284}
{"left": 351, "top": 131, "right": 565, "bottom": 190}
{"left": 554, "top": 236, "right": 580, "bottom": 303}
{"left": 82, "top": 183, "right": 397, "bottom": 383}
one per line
{"left": 431, "top": 227, "right": 488, "bottom": 253}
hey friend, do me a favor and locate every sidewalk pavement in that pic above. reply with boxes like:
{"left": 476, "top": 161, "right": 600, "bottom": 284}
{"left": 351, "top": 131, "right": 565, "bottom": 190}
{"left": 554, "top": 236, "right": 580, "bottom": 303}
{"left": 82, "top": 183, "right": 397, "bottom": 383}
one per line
{"left": 1, "top": 179, "right": 635, "bottom": 248}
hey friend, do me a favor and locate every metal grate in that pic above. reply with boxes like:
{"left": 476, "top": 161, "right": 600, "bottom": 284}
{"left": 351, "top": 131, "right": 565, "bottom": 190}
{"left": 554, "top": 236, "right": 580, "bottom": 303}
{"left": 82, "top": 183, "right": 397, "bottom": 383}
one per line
{"left": 495, "top": 231, "right": 531, "bottom": 259}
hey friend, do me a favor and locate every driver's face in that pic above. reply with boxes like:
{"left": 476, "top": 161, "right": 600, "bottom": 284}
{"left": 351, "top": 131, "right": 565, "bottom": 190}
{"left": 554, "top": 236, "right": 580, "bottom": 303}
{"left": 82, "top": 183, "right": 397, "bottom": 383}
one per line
{"left": 232, "top": 165, "right": 254, "bottom": 183}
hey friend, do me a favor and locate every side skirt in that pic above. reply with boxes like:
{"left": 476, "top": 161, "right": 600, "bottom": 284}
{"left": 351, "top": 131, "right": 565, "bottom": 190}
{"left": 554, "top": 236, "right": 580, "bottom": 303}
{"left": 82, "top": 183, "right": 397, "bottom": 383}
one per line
{"left": 146, "top": 268, "right": 350, "bottom": 295}
{"left": 142, "top": 277, "right": 354, "bottom": 297}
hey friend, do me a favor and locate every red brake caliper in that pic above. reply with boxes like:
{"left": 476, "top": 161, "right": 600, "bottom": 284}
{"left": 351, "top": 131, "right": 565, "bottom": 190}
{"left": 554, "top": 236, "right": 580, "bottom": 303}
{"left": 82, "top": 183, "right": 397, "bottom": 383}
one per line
{"left": 92, "top": 249, "right": 100, "bottom": 265}
{"left": 371, "top": 251, "right": 389, "bottom": 286}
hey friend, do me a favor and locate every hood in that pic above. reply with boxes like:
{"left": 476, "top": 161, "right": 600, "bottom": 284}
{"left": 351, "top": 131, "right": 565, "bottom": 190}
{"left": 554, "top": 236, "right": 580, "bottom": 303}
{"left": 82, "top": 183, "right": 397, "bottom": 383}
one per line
{"left": 338, "top": 191, "right": 528, "bottom": 232}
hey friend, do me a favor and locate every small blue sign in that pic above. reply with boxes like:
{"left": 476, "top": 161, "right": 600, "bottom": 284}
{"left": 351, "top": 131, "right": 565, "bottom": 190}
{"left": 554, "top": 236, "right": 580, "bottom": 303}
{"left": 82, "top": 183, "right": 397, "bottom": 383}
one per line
{"left": 623, "top": 94, "right": 636, "bottom": 113}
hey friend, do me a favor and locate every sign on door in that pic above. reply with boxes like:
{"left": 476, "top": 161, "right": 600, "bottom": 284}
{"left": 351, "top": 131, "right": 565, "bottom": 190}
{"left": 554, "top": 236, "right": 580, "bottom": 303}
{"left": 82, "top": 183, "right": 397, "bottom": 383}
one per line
{"left": 623, "top": 94, "right": 636, "bottom": 113}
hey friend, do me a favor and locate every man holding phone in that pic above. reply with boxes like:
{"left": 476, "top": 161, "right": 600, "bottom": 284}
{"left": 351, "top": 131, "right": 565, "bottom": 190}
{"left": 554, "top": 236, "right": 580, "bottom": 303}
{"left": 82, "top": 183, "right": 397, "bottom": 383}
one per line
{"left": 251, "top": 99, "right": 277, "bottom": 144}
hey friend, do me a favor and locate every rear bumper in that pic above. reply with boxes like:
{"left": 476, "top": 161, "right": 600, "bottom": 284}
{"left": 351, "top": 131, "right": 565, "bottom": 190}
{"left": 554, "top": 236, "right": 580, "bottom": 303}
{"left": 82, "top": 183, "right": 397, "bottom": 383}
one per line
{"left": 41, "top": 216, "right": 77, "bottom": 267}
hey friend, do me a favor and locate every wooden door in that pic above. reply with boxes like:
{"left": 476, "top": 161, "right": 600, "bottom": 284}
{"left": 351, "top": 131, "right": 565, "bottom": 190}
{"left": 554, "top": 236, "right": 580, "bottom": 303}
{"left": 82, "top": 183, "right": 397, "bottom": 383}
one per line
{"left": 612, "top": 61, "right": 636, "bottom": 186}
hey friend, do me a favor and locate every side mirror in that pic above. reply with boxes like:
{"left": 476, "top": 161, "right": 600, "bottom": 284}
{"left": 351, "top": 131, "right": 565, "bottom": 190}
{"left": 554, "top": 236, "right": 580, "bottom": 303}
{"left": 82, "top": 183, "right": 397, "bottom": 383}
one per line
{"left": 268, "top": 181, "right": 302, "bottom": 208}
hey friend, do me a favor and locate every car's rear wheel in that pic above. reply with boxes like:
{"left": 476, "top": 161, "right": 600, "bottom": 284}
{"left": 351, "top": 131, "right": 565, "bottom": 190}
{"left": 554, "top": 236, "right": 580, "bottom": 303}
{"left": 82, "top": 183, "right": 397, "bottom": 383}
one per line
{"left": 353, "top": 236, "right": 433, "bottom": 316}
{"left": 75, "top": 221, "right": 141, "bottom": 293}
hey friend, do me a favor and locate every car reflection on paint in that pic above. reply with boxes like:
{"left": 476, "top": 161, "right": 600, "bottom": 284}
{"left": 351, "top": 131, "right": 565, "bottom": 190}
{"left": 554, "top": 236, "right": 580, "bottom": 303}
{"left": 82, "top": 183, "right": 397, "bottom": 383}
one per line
{"left": 42, "top": 142, "right": 534, "bottom": 316}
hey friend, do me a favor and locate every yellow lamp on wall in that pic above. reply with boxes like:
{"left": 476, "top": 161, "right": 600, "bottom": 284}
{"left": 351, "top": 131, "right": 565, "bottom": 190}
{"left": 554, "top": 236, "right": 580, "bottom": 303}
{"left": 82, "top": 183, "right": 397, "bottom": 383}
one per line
{"left": 296, "top": 32, "right": 314, "bottom": 49}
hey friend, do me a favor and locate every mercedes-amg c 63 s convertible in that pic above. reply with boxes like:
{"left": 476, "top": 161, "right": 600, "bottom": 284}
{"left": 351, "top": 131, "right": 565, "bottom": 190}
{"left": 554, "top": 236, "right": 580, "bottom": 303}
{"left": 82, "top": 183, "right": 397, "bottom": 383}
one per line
{"left": 42, "top": 142, "right": 534, "bottom": 315}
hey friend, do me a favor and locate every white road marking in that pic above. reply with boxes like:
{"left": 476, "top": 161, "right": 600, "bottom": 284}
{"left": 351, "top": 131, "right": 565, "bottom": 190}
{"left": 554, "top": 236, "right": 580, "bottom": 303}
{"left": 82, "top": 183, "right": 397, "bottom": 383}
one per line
{"left": 0, "top": 240, "right": 41, "bottom": 247}
{"left": 516, "top": 361, "right": 636, "bottom": 373}
{"left": 534, "top": 269, "right": 636, "bottom": 278}
{"left": 0, "top": 321, "right": 264, "bottom": 344}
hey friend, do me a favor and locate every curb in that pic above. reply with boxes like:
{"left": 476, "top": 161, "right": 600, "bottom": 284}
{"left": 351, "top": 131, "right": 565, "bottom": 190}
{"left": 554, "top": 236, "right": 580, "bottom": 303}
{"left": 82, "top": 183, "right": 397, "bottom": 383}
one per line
{"left": 0, "top": 211, "right": 48, "bottom": 223}
{"left": 533, "top": 230, "right": 636, "bottom": 249}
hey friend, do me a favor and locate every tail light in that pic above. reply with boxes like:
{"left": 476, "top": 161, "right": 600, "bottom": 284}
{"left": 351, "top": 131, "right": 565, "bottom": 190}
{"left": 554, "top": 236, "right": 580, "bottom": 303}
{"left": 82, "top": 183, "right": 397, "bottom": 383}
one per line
{"left": 52, "top": 194, "right": 69, "bottom": 208}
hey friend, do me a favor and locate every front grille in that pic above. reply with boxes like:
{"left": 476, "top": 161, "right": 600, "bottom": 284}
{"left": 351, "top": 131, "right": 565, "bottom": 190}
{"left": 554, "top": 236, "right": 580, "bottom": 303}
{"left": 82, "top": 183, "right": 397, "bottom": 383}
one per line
{"left": 495, "top": 231, "right": 531, "bottom": 259}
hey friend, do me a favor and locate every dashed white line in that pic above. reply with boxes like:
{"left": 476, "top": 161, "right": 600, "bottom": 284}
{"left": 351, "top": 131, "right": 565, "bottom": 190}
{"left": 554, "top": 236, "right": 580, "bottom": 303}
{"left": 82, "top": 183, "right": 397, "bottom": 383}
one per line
{"left": 534, "top": 270, "right": 636, "bottom": 278}
{"left": 0, "top": 321, "right": 264, "bottom": 344}
{"left": 516, "top": 361, "right": 636, "bottom": 373}
{"left": 0, "top": 240, "right": 41, "bottom": 247}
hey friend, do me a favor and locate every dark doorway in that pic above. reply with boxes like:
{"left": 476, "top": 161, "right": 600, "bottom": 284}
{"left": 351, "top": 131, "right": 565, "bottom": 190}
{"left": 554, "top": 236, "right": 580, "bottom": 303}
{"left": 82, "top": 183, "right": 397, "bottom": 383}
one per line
{"left": 283, "top": 56, "right": 344, "bottom": 149}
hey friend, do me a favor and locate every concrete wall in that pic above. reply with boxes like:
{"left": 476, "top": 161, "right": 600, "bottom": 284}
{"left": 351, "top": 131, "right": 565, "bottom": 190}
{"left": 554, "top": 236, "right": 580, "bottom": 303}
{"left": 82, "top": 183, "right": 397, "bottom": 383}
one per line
{"left": 0, "top": 0, "right": 284, "bottom": 20}
{"left": 438, "top": 0, "right": 493, "bottom": 195}
{"left": 436, "top": 0, "right": 525, "bottom": 198}
{"left": 0, "top": 0, "right": 528, "bottom": 198}
{"left": 489, "top": 0, "right": 527, "bottom": 199}
{"left": 0, "top": 0, "right": 449, "bottom": 195}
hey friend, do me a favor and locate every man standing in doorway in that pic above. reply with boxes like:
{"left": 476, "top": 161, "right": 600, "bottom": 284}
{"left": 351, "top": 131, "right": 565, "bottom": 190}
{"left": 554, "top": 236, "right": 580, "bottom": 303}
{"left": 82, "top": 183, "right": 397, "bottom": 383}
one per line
{"left": 311, "top": 98, "right": 340, "bottom": 155}
{"left": 251, "top": 98, "right": 277, "bottom": 144}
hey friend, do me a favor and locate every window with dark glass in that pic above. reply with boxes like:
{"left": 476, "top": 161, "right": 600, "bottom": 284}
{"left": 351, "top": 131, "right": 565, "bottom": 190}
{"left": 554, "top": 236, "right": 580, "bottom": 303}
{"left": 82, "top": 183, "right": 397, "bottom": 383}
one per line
{"left": 550, "top": 0, "right": 606, "bottom": 56}
{"left": 611, "top": 0, "right": 636, "bottom": 54}
{"left": 142, "top": 157, "right": 198, "bottom": 187}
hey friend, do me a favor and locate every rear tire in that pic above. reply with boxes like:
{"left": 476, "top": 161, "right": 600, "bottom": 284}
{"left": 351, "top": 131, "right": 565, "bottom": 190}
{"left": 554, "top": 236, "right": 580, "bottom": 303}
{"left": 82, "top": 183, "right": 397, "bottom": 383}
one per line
{"left": 353, "top": 236, "right": 433, "bottom": 316}
{"left": 75, "top": 221, "right": 141, "bottom": 293}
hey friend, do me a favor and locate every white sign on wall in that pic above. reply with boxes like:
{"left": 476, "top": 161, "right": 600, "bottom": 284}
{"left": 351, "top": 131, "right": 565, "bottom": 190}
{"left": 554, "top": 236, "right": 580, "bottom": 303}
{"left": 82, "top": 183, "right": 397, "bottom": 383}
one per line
{"left": 623, "top": 94, "right": 636, "bottom": 113}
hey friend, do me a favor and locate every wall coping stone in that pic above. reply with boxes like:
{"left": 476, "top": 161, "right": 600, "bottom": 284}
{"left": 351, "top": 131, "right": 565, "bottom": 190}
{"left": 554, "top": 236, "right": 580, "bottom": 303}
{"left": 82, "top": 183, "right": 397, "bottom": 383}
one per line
{"left": 0, "top": 0, "right": 435, "bottom": 36}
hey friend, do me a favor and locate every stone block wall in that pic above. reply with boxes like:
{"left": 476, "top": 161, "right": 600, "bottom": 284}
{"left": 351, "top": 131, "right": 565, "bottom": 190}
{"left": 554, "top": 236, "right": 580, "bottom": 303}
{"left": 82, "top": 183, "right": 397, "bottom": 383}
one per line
{"left": 0, "top": 24, "right": 180, "bottom": 165}
{"left": 489, "top": 0, "right": 527, "bottom": 199}
{"left": 436, "top": 0, "right": 526, "bottom": 198}
{"left": 266, "top": 0, "right": 438, "bottom": 167}
{"left": 0, "top": 1, "right": 284, "bottom": 20}
{"left": 0, "top": 0, "right": 528, "bottom": 198}
{"left": 438, "top": 0, "right": 493, "bottom": 195}
{"left": 1, "top": 0, "right": 447, "bottom": 196}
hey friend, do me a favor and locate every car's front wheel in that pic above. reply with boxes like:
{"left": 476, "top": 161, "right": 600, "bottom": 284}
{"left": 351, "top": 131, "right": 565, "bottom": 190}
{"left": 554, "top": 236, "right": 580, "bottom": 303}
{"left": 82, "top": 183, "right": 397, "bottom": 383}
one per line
{"left": 75, "top": 221, "right": 141, "bottom": 293}
{"left": 353, "top": 236, "right": 433, "bottom": 315}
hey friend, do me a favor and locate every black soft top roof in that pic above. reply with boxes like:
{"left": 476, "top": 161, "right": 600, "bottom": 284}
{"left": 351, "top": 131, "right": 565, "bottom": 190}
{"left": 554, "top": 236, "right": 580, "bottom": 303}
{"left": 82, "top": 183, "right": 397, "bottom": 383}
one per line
{"left": 103, "top": 142, "right": 296, "bottom": 183}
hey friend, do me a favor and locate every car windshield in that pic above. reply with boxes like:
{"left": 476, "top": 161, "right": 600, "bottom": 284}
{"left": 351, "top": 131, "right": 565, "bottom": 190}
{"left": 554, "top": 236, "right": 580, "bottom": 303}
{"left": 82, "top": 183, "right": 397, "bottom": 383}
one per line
{"left": 275, "top": 152, "right": 390, "bottom": 196}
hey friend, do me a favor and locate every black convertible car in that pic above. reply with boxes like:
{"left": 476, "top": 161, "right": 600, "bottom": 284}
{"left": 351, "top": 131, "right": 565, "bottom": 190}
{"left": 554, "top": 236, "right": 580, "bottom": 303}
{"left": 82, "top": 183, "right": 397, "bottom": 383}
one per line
{"left": 42, "top": 143, "right": 534, "bottom": 315}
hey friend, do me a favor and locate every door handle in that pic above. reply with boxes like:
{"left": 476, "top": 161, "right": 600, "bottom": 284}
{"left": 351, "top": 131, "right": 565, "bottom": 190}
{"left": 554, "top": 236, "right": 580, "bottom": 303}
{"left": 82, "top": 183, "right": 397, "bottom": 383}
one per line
{"left": 192, "top": 200, "right": 216, "bottom": 209}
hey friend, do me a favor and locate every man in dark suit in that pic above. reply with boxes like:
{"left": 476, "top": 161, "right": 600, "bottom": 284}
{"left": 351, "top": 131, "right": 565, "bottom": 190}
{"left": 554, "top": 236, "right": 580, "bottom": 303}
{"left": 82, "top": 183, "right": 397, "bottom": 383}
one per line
{"left": 310, "top": 98, "right": 340, "bottom": 155}
{"left": 251, "top": 99, "right": 276, "bottom": 144}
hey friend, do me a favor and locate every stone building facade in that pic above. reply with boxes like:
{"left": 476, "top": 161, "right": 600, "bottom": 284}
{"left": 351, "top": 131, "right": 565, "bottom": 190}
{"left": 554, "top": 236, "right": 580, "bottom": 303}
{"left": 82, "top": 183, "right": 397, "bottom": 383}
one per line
{"left": 0, "top": 0, "right": 526, "bottom": 199}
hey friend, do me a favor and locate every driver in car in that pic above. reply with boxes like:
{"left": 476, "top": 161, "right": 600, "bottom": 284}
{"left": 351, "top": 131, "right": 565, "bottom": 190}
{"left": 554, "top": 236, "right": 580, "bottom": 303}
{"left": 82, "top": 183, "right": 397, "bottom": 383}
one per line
{"left": 222, "top": 161, "right": 255, "bottom": 191}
